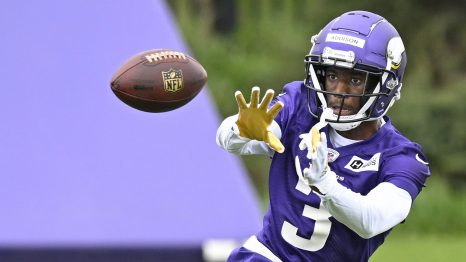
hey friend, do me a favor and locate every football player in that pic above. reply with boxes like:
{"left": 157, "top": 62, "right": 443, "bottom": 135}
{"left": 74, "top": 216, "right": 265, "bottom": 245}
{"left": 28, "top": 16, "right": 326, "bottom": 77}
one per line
{"left": 216, "top": 10, "right": 430, "bottom": 261}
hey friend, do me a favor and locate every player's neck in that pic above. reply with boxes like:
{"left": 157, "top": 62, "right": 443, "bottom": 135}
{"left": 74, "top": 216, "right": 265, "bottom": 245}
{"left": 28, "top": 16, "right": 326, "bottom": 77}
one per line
{"left": 336, "top": 120, "right": 380, "bottom": 141}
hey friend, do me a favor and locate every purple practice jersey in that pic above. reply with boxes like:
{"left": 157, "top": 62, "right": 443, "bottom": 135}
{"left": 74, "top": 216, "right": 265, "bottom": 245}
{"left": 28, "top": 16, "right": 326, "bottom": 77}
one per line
{"left": 256, "top": 81, "right": 430, "bottom": 261}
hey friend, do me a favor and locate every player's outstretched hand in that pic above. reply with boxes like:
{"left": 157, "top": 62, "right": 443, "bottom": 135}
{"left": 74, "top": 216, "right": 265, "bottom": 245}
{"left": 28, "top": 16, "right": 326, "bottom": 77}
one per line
{"left": 302, "top": 132, "right": 337, "bottom": 195}
{"left": 235, "top": 86, "right": 285, "bottom": 153}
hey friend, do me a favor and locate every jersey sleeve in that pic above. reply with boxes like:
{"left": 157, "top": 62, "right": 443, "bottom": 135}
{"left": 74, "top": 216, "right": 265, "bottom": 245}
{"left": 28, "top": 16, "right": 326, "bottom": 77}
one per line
{"left": 380, "top": 144, "right": 431, "bottom": 201}
{"left": 270, "top": 81, "right": 304, "bottom": 132}
{"left": 216, "top": 114, "right": 275, "bottom": 156}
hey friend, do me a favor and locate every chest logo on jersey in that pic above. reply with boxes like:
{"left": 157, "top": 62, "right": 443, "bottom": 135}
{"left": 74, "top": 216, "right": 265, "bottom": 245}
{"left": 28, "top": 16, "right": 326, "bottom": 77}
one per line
{"left": 327, "top": 148, "right": 339, "bottom": 163}
{"left": 344, "top": 153, "right": 381, "bottom": 172}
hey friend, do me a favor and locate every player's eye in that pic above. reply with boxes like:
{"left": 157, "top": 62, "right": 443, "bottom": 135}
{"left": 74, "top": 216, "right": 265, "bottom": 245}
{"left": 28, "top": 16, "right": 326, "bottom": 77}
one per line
{"left": 350, "top": 78, "right": 363, "bottom": 86}
{"left": 327, "top": 73, "right": 337, "bottom": 81}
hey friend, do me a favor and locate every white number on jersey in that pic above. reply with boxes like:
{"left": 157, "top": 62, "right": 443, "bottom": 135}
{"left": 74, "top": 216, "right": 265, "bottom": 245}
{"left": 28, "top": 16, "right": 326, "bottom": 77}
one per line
{"left": 280, "top": 156, "right": 332, "bottom": 251}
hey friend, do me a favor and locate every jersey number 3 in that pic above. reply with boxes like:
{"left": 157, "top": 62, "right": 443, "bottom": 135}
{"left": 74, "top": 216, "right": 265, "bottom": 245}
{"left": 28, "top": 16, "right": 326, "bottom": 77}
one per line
{"left": 280, "top": 156, "right": 332, "bottom": 251}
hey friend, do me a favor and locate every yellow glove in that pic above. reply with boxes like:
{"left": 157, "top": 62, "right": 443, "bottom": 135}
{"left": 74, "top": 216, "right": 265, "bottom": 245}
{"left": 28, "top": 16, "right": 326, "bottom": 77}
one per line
{"left": 299, "top": 108, "right": 333, "bottom": 159}
{"left": 234, "top": 86, "right": 285, "bottom": 153}
{"left": 311, "top": 127, "right": 320, "bottom": 154}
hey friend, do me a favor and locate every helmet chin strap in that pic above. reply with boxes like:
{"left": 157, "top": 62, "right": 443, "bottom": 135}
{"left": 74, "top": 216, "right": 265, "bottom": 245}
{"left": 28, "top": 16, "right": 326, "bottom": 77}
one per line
{"left": 329, "top": 121, "right": 362, "bottom": 131}
{"left": 328, "top": 112, "right": 386, "bottom": 132}
{"left": 325, "top": 109, "right": 366, "bottom": 131}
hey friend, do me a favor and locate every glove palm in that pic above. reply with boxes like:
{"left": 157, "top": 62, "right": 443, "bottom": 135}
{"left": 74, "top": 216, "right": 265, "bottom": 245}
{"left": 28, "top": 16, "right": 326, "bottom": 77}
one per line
{"left": 235, "top": 87, "right": 284, "bottom": 153}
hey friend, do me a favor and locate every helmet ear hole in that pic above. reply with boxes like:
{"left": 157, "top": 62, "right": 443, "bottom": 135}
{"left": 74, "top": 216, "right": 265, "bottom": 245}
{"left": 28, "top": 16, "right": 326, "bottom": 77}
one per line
{"left": 359, "top": 73, "right": 381, "bottom": 116}
{"left": 314, "top": 66, "right": 326, "bottom": 87}
{"left": 365, "top": 74, "right": 380, "bottom": 94}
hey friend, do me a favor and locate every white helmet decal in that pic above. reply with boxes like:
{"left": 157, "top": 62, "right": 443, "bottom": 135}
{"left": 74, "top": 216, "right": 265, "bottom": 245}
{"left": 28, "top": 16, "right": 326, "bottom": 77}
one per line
{"left": 387, "top": 37, "right": 405, "bottom": 70}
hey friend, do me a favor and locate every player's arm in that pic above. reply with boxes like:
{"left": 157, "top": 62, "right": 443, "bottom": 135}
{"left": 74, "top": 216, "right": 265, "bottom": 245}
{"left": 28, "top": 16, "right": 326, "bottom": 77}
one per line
{"left": 216, "top": 86, "right": 284, "bottom": 156}
{"left": 322, "top": 181, "right": 412, "bottom": 239}
{"left": 300, "top": 131, "right": 412, "bottom": 239}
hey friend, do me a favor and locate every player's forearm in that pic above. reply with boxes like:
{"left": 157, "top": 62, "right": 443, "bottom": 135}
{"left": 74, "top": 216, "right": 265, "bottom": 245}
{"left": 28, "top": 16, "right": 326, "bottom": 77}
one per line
{"left": 321, "top": 182, "right": 412, "bottom": 239}
{"left": 216, "top": 115, "right": 277, "bottom": 155}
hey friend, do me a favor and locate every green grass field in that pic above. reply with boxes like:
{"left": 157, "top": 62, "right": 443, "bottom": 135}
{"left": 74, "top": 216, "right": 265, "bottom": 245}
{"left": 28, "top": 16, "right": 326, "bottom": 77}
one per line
{"left": 370, "top": 233, "right": 466, "bottom": 261}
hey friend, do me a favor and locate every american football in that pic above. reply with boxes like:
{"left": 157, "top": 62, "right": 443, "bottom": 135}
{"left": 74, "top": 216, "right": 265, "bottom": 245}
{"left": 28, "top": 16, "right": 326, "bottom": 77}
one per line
{"left": 110, "top": 49, "right": 207, "bottom": 112}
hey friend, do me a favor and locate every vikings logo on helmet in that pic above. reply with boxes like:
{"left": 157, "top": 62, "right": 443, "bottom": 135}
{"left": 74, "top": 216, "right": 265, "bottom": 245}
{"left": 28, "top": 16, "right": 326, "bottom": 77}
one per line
{"left": 387, "top": 37, "right": 405, "bottom": 70}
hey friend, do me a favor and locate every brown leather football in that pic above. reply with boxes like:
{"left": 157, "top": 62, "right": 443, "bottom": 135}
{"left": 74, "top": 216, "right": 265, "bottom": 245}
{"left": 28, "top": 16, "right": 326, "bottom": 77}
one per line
{"left": 110, "top": 49, "right": 207, "bottom": 112}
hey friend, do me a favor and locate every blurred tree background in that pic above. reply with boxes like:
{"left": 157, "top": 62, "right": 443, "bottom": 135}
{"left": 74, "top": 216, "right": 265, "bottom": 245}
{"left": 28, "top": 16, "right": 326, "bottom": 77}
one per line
{"left": 166, "top": 0, "right": 466, "bottom": 259}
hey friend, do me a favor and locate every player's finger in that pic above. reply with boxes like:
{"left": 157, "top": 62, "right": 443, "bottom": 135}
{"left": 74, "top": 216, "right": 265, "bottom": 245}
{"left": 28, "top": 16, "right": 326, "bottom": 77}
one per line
{"left": 259, "top": 89, "right": 274, "bottom": 110}
{"left": 265, "top": 131, "right": 285, "bottom": 153}
{"left": 317, "top": 132, "right": 328, "bottom": 161}
{"left": 299, "top": 133, "right": 310, "bottom": 151}
{"left": 267, "top": 101, "right": 284, "bottom": 121}
{"left": 316, "top": 140, "right": 326, "bottom": 157}
{"left": 299, "top": 137, "right": 307, "bottom": 150}
{"left": 250, "top": 86, "right": 260, "bottom": 108}
{"left": 311, "top": 127, "right": 320, "bottom": 154}
{"left": 303, "top": 167, "right": 310, "bottom": 178}
{"left": 320, "top": 132, "right": 327, "bottom": 144}
{"left": 306, "top": 148, "right": 313, "bottom": 159}
{"left": 235, "top": 91, "right": 248, "bottom": 109}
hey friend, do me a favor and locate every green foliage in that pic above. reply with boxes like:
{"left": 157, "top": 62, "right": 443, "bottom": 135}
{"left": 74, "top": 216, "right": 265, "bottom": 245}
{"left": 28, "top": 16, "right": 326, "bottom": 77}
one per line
{"left": 167, "top": 0, "right": 466, "bottom": 234}
{"left": 370, "top": 233, "right": 466, "bottom": 261}
{"left": 394, "top": 177, "right": 466, "bottom": 235}
{"left": 391, "top": 71, "right": 466, "bottom": 183}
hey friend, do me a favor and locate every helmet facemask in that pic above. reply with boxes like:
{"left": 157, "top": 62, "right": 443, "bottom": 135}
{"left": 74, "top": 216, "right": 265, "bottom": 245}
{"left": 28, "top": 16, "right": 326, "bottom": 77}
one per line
{"left": 305, "top": 52, "right": 388, "bottom": 131}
